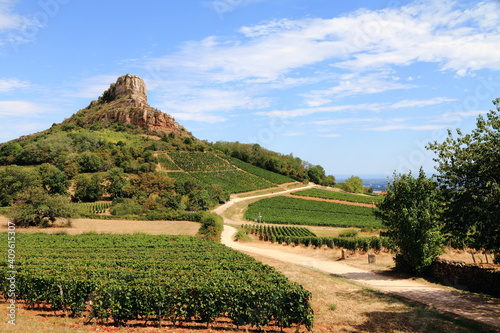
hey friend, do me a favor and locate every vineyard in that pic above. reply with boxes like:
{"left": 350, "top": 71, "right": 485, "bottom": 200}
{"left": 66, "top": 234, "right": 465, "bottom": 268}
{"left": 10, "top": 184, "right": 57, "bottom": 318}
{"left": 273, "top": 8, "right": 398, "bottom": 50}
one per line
{"left": 241, "top": 224, "right": 390, "bottom": 252}
{"left": 156, "top": 152, "right": 180, "bottom": 170}
{"left": 168, "top": 151, "right": 236, "bottom": 171}
{"left": 241, "top": 224, "right": 316, "bottom": 241}
{"left": 228, "top": 157, "right": 294, "bottom": 184}
{"left": 292, "top": 188, "right": 384, "bottom": 204}
{"left": 245, "top": 196, "right": 382, "bottom": 228}
{"left": 191, "top": 170, "right": 276, "bottom": 193}
{"left": 0, "top": 233, "right": 313, "bottom": 329}
{"left": 75, "top": 202, "right": 112, "bottom": 214}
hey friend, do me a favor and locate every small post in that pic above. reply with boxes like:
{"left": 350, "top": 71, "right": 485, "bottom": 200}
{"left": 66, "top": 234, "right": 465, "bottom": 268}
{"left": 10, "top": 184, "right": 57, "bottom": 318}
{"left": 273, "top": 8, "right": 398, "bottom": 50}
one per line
{"left": 368, "top": 253, "right": 376, "bottom": 264}
{"left": 341, "top": 249, "right": 346, "bottom": 260}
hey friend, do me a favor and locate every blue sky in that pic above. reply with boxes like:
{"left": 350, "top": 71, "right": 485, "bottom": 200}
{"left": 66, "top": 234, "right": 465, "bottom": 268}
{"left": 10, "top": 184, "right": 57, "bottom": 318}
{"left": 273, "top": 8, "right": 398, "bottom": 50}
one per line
{"left": 1, "top": 0, "right": 499, "bottom": 178}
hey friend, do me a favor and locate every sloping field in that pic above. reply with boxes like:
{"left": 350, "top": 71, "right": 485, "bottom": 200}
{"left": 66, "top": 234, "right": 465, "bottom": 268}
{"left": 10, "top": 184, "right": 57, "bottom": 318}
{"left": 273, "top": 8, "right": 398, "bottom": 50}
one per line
{"left": 293, "top": 188, "right": 384, "bottom": 204}
{"left": 245, "top": 196, "right": 381, "bottom": 228}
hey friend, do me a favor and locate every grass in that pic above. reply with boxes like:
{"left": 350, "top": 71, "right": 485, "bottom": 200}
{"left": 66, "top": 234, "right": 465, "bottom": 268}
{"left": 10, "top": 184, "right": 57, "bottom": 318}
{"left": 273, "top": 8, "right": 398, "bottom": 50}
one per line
{"left": 248, "top": 253, "right": 487, "bottom": 333}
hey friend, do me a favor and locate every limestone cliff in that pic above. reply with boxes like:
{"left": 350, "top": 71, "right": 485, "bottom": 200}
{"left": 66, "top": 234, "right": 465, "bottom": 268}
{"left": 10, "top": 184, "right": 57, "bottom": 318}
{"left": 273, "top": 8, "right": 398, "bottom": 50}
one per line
{"left": 65, "top": 74, "right": 188, "bottom": 136}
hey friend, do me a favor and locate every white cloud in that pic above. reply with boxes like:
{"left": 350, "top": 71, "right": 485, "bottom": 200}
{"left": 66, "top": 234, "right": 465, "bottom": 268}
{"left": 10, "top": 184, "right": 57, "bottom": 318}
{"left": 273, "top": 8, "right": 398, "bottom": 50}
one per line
{"left": 311, "top": 117, "right": 381, "bottom": 126}
{"left": 433, "top": 109, "right": 488, "bottom": 123}
{"left": 0, "top": 0, "right": 40, "bottom": 47}
{"left": 303, "top": 72, "right": 416, "bottom": 106}
{"left": 390, "top": 97, "right": 457, "bottom": 109}
{"left": 258, "top": 97, "right": 454, "bottom": 118}
{"left": 0, "top": 77, "right": 29, "bottom": 92}
{"left": 369, "top": 124, "right": 449, "bottom": 131}
{"left": 0, "top": 100, "right": 53, "bottom": 117}
{"left": 62, "top": 74, "right": 120, "bottom": 99}
{"left": 148, "top": 1, "right": 500, "bottom": 82}
{"left": 140, "top": 0, "right": 500, "bottom": 123}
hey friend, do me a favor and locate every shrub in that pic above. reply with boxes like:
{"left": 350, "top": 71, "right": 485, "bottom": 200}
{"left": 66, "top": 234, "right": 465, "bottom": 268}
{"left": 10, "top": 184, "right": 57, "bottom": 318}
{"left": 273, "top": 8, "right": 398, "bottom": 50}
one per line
{"left": 338, "top": 229, "right": 359, "bottom": 238}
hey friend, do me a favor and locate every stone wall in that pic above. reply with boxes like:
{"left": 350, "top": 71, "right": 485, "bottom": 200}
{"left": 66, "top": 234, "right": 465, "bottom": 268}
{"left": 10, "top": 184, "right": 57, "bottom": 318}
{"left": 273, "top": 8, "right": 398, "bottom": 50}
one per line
{"left": 428, "top": 259, "right": 500, "bottom": 297}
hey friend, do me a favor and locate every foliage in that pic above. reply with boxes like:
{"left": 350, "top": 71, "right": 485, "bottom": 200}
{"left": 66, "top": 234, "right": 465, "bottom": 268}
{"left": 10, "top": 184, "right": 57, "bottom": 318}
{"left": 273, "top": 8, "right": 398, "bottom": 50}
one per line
{"left": 341, "top": 176, "right": 364, "bottom": 193}
{"left": 38, "top": 163, "right": 71, "bottom": 195}
{"left": 104, "top": 167, "right": 129, "bottom": 198}
{"left": 245, "top": 196, "right": 381, "bottom": 228}
{"left": 191, "top": 170, "right": 276, "bottom": 193}
{"left": 242, "top": 224, "right": 316, "bottom": 241}
{"left": 8, "top": 187, "right": 76, "bottom": 227}
{"left": 214, "top": 141, "right": 334, "bottom": 183}
{"left": 227, "top": 157, "right": 294, "bottom": 184}
{"left": 293, "top": 188, "right": 383, "bottom": 204}
{"left": 197, "top": 212, "right": 224, "bottom": 242}
{"left": 73, "top": 173, "right": 104, "bottom": 202}
{"left": 0, "top": 234, "right": 314, "bottom": 329}
{"left": 0, "top": 165, "right": 41, "bottom": 206}
{"left": 374, "top": 169, "right": 445, "bottom": 274}
{"left": 168, "top": 151, "right": 236, "bottom": 171}
{"left": 427, "top": 103, "right": 500, "bottom": 259}
{"left": 338, "top": 229, "right": 359, "bottom": 238}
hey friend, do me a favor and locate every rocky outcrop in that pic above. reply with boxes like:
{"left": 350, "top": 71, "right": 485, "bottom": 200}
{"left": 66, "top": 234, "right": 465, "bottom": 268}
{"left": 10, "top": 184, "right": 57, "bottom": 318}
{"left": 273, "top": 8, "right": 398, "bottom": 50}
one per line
{"left": 99, "top": 74, "right": 147, "bottom": 105}
{"left": 68, "top": 74, "right": 189, "bottom": 136}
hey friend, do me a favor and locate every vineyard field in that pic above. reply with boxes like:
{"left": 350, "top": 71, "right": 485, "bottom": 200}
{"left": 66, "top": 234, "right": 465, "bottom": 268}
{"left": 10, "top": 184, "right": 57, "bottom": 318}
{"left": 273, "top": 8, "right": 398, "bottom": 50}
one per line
{"left": 157, "top": 152, "right": 180, "bottom": 170}
{"left": 168, "top": 152, "right": 236, "bottom": 171}
{"left": 241, "top": 224, "right": 316, "bottom": 241}
{"left": 245, "top": 196, "right": 382, "bottom": 228}
{"left": 0, "top": 234, "right": 313, "bottom": 329}
{"left": 228, "top": 157, "right": 294, "bottom": 184}
{"left": 74, "top": 202, "right": 111, "bottom": 214}
{"left": 292, "top": 188, "right": 384, "bottom": 204}
{"left": 192, "top": 171, "right": 276, "bottom": 193}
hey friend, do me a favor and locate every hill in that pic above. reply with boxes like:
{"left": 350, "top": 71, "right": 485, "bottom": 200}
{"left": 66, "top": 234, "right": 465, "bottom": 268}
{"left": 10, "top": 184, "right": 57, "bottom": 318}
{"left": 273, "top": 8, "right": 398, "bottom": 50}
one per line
{"left": 0, "top": 74, "right": 335, "bottom": 226}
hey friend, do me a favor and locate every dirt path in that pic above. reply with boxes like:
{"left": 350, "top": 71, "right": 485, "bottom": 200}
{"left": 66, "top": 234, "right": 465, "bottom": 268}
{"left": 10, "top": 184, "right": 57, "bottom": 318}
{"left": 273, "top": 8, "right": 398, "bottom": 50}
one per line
{"left": 215, "top": 187, "right": 500, "bottom": 331}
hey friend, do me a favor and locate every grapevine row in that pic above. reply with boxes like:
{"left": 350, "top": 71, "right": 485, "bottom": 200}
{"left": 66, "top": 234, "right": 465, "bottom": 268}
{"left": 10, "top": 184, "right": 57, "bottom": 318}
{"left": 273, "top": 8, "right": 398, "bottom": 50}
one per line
{"left": 75, "top": 202, "right": 111, "bottom": 214}
{"left": 0, "top": 233, "right": 314, "bottom": 329}
{"left": 255, "top": 234, "right": 392, "bottom": 252}
{"left": 242, "top": 224, "right": 316, "bottom": 241}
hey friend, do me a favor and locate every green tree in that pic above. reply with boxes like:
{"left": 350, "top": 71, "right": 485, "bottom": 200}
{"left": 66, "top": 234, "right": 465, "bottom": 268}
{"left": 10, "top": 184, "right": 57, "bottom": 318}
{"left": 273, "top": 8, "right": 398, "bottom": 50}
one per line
{"left": 8, "top": 187, "right": 76, "bottom": 227}
{"left": 342, "top": 176, "right": 364, "bottom": 193}
{"left": 73, "top": 174, "right": 104, "bottom": 202}
{"left": 427, "top": 103, "right": 500, "bottom": 261}
{"left": 0, "top": 166, "right": 41, "bottom": 206}
{"left": 307, "top": 165, "right": 325, "bottom": 184}
{"left": 374, "top": 169, "right": 445, "bottom": 274}
{"left": 105, "top": 167, "right": 130, "bottom": 198}
{"left": 77, "top": 152, "right": 104, "bottom": 172}
{"left": 321, "top": 175, "right": 336, "bottom": 187}
{"left": 37, "top": 163, "right": 71, "bottom": 195}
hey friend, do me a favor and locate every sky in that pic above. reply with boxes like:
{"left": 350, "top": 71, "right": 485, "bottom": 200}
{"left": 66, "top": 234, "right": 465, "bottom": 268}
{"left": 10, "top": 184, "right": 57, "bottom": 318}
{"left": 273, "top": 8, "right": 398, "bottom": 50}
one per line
{"left": 1, "top": 0, "right": 500, "bottom": 178}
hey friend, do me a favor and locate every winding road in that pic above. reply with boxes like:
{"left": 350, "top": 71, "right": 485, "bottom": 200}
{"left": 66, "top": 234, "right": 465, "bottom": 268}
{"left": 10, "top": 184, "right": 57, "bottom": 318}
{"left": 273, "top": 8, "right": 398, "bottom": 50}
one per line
{"left": 215, "top": 184, "right": 500, "bottom": 331}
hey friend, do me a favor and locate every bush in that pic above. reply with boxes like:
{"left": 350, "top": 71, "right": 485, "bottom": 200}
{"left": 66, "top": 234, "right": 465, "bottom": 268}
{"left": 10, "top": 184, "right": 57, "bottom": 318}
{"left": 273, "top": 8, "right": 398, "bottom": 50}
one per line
{"left": 338, "top": 229, "right": 359, "bottom": 238}
{"left": 197, "top": 212, "right": 224, "bottom": 242}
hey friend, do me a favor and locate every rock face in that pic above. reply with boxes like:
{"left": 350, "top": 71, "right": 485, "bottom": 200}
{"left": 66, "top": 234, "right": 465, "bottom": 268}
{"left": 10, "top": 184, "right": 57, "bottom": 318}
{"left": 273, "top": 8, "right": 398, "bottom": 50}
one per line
{"left": 73, "top": 74, "right": 188, "bottom": 136}
{"left": 99, "top": 74, "right": 147, "bottom": 105}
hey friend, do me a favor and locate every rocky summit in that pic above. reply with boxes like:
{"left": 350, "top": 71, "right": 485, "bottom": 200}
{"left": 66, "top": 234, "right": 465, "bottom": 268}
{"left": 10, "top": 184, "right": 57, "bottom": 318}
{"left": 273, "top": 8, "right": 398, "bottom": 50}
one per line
{"left": 64, "top": 74, "right": 188, "bottom": 136}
